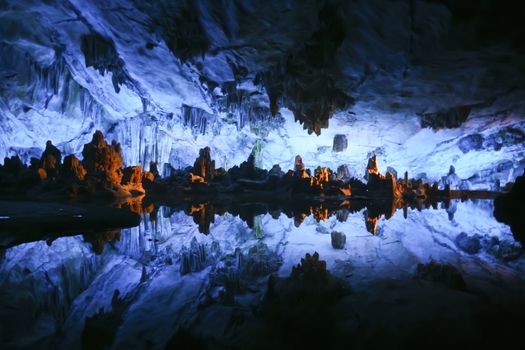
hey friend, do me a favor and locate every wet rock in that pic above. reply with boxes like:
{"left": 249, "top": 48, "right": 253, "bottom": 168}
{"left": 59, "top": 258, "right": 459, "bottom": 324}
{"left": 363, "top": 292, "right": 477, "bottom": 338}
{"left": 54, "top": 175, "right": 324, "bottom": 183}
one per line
{"left": 62, "top": 155, "right": 86, "bottom": 181}
{"left": 454, "top": 232, "right": 482, "bottom": 254}
{"left": 416, "top": 260, "right": 466, "bottom": 290}
{"left": 331, "top": 231, "right": 346, "bottom": 249}
{"left": 332, "top": 134, "right": 348, "bottom": 152}
{"left": 458, "top": 134, "right": 484, "bottom": 153}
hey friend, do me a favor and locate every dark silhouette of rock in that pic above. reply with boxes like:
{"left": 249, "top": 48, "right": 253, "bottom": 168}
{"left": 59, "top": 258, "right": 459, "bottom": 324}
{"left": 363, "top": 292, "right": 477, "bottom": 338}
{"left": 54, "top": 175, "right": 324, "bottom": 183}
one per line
{"left": 458, "top": 134, "right": 484, "bottom": 153}
{"left": 294, "top": 155, "right": 305, "bottom": 172}
{"left": 269, "top": 164, "right": 284, "bottom": 178}
{"left": 40, "top": 140, "right": 62, "bottom": 170}
{"left": 121, "top": 166, "right": 143, "bottom": 186}
{"left": 494, "top": 170, "right": 525, "bottom": 246}
{"left": 149, "top": 161, "right": 159, "bottom": 177}
{"left": 420, "top": 105, "right": 471, "bottom": 129}
{"left": 2, "top": 156, "right": 24, "bottom": 175}
{"left": 332, "top": 134, "right": 348, "bottom": 152}
{"left": 261, "top": 252, "right": 349, "bottom": 348}
{"left": 416, "top": 260, "right": 466, "bottom": 290}
{"left": 82, "top": 289, "right": 128, "bottom": 350}
{"left": 143, "top": 170, "right": 155, "bottom": 184}
{"left": 62, "top": 154, "right": 86, "bottom": 181}
{"left": 454, "top": 232, "right": 482, "bottom": 254}
{"left": 331, "top": 231, "right": 346, "bottom": 249}
{"left": 191, "top": 147, "right": 215, "bottom": 182}
{"left": 83, "top": 230, "right": 121, "bottom": 255}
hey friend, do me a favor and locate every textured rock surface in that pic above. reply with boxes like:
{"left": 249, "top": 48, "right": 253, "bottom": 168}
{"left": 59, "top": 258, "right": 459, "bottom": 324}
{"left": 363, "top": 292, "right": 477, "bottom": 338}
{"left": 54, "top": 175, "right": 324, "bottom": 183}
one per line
{"left": 0, "top": 0, "right": 523, "bottom": 189}
{"left": 0, "top": 199, "right": 523, "bottom": 348}
{"left": 331, "top": 231, "right": 346, "bottom": 249}
{"left": 332, "top": 134, "right": 348, "bottom": 152}
{"left": 82, "top": 131, "right": 124, "bottom": 186}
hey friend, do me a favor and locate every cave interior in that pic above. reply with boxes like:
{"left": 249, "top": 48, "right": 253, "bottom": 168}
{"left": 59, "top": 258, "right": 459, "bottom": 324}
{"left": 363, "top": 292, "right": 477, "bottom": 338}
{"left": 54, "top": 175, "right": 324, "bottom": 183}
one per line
{"left": 0, "top": 0, "right": 524, "bottom": 349}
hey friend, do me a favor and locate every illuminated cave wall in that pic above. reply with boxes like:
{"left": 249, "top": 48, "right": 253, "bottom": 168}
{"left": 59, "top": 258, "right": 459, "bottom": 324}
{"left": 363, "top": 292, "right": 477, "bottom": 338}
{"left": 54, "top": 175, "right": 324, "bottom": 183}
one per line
{"left": 0, "top": 0, "right": 524, "bottom": 186}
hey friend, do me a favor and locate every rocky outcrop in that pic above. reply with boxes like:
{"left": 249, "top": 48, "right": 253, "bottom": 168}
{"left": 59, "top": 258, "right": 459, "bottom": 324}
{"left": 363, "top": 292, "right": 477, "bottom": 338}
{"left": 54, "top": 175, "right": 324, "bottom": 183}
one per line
{"left": 121, "top": 166, "right": 144, "bottom": 194}
{"left": 0, "top": 131, "right": 152, "bottom": 200}
{"left": 420, "top": 106, "right": 472, "bottom": 129}
{"left": 454, "top": 232, "right": 482, "bottom": 254}
{"left": 82, "top": 130, "right": 124, "bottom": 186}
{"left": 332, "top": 134, "right": 348, "bottom": 152}
{"left": 62, "top": 155, "right": 86, "bottom": 181}
{"left": 415, "top": 261, "right": 466, "bottom": 291}
{"left": 337, "top": 164, "right": 351, "bottom": 180}
{"left": 458, "top": 134, "right": 484, "bottom": 153}
{"left": 190, "top": 147, "right": 216, "bottom": 183}
{"left": 494, "top": 170, "right": 525, "bottom": 246}
{"left": 331, "top": 231, "right": 346, "bottom": 249}
{"left": 40, "top": 140, "right": 62, "bottom": 176}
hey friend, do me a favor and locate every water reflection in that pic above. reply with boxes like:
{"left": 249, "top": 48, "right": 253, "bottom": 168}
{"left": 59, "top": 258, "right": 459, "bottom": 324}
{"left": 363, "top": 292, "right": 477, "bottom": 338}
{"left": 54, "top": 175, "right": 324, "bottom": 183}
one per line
{"left": 0, "top": 197, "right": 523, "bottom": 349}
{"left": 1, "top": 195, "right": 521, "bottom": 256}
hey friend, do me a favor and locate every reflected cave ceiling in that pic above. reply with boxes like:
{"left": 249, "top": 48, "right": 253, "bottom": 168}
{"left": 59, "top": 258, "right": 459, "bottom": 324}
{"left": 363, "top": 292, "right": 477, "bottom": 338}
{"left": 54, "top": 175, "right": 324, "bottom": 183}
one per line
{"left": 0, "top": 0, "right": 524, "bottom": 179}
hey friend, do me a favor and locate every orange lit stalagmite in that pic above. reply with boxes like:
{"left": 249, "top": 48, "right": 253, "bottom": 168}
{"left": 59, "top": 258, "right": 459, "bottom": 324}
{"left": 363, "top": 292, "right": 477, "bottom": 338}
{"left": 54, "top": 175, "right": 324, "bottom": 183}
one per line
{"left": 40, "top": 140, "right": 62, "bottom": 178}
{"left": 366, "top": 155, "right": 379, "bottom": 176}
{"left": 190, "top": 147, "right": 216, "bottom": 184}
{"left": 82, "top": 130, "right": 124, "bottom": 186}
{"left": 366, "top": 216, "right": 381, "bottom": 235}
{"left": 188, "top": 203, "right": 215, "bottom": 234}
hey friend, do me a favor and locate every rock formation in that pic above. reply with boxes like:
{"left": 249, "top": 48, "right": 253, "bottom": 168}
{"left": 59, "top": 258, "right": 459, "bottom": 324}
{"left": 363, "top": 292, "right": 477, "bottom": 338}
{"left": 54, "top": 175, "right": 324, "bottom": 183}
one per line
{"left": 62, "top": 155, "right": 86, "bottom": 181}
{"left": 494, "top": 170, "right": 525, "bottom": 246}
{"left": 332, "top": 134, "right": 348, "bottom": 152}
{"left": 190, "top": 147, "right": 215, "bottom": 183}
{"left": 331, "top": 231, "right": 346, "bottom": 249}
{"left": 82, "top": 130, "right": 124, "bottom": 186}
